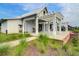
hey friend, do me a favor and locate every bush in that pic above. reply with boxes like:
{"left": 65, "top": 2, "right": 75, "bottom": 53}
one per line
{"left": 34, "top": 34, "right": 49, "bottom": 53}
{"left": 15, "top": 39, "right": 28, "bottom": 56}
{"left": 0, "top": 45, "right": 10, "bottom": 56}
{"left": 38, "top": 34, "right": 49, "bottom": 46}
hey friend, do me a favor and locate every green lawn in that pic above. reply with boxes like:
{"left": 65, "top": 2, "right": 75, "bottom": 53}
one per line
{"left": 64, "top": 34, "right": 79, "bottom": 56}
{"left": 0, "top": 33, "right": 31, "bottom": 43}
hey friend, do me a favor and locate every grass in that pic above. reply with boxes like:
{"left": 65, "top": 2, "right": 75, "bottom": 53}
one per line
{"left": 61, "top": 33, "right": 79, "bottom": 56}
{"left": 23, "top": 33, "right": 79, "bottom": 56}
{"left": 36, "top": 34, "right": 49, "bottom": 53}
{"left": 0, "top": 33, "right": 79, "bottom": 56}
{"left": 69, "top": 37, "right": 79, "bottom": 56}
{"left": 14, "top": 39, "right": 28, "bottom": 56}
{"left": 31, "top": 34, "right": 63, "bottom": 54}
{"left": 71, "top": 29, "right": 79, "bottom": 33}
{"left": 0, "top": 45, "right": 10, "bottom": 56}
{"left": 0, "top": 33, "right": 31, "bottom": 43}
{"left": 0, "top": 39, "right": 28, "bottom": 56}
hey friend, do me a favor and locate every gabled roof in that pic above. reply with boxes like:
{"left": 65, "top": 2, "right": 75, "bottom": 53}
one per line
{"left": 0, "top": 7, "right": 48, "bottom": 23}
{"left": 0, "top": 7, "right": 64, "bottom": 23}
{"left": 16, "top": 7, "right": 48, "bottom": 18}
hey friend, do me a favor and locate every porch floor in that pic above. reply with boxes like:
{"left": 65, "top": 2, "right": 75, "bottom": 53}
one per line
{"left": 49, "top": 31, "right": 70, "bottom": 40}
{"left": 30, "top": 31, "right": 71, "bottom": 44}
{"left": 49, "top": 31, "right": 71, "bottom": 44}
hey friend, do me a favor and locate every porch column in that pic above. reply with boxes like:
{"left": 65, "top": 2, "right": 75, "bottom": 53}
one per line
{"left": 22, "top": 20, "right": 25, "bottom": 34}
{"left": 53, "top": 16, "right": 57, "bottom": 35}
{"left": 35, "top": 17, "right": 38, "bottom": 34}
{"left": 59, "top": 21, "right": 61, "bottom": 33}
{"left": 43, "top": 22, "right": 45, "bottom": 32}
{"left": 48, "top": 22, "right": 50, "bottom": 34}
{"left": 65, "top": 22, "right": 68, "bottom": 31}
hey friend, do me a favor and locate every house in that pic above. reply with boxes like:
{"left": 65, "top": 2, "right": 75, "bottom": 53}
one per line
{"left": 0, "top": 7, "right": 68, "bottom": 36}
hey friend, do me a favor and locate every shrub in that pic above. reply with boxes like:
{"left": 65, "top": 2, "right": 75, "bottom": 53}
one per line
{"left": 38, "top": 34, "right": 49, "bottom": 46}
{"left": 15, "top": 39, "right": 28, "bottom": 56}
{"left": 35, "top": 34, "right": 49, "bottom": 53}
{"left": 0, "top": 45, "right": 10, "bottom": 56}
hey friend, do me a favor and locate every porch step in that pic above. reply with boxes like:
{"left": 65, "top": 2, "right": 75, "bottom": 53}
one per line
{"left": 63, "top": 32, "right": 74, "bottom": 44}
{"left": 63, "top": 33, "right": 71, "bottom": 44}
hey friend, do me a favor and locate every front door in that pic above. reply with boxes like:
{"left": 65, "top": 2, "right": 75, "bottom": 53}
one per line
{"left": 39, "top": 24, "right": 43, "bottom": 32}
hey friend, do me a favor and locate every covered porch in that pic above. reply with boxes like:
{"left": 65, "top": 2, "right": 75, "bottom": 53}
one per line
{"left": 22, "top": 13, "right": 69, "bottom": 42}
{"left": 22, "top": 14, "right": 68, "bottom": 35}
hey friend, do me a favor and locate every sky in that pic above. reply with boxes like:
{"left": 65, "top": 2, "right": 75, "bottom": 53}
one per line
{"left": 0, "top": 3, "right": 79, "bottom": 27}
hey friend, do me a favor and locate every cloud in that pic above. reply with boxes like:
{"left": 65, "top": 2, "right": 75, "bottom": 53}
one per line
{"left": 19, "top": 3, "right": 47, "bottom": 12}
{"left": 59, "top": 3, "right": 79, "bottom": 26}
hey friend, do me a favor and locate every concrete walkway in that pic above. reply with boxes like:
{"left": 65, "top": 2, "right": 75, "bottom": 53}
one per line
{"left": 0, "top": 37, "right": 37, "bottom": 47}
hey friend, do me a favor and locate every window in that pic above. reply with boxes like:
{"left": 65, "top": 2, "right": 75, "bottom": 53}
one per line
{"left": 57, "top": 23, "right": 59, "bottom": 31}
{"left": 43, "top": 11, "right": 46, "bottom": 15}
{"left": 0, "top": 23, "right": 1, "bottom": 26}
{"left": 19, "top": 24, "right": 22, "bottom": 28}
{"left": 50, "top": 23, "right": 53, "bottom": 31}
{"left": 18, "top": 24, "right": 22, "bottom": 33}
